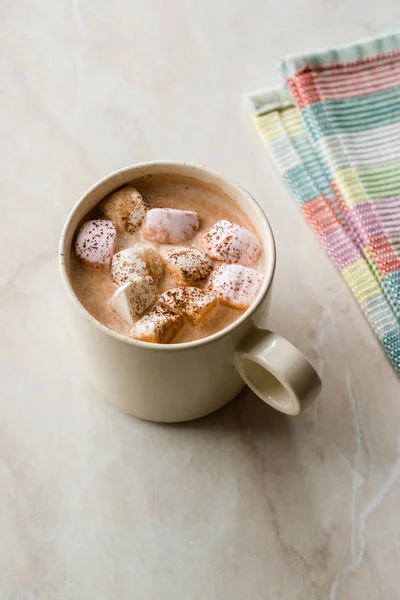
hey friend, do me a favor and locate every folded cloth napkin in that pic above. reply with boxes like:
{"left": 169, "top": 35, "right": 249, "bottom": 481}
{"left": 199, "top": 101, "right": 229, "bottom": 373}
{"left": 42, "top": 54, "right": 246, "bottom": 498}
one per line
{"left": 248, "top": 31, "right": 400, "bottom": 373}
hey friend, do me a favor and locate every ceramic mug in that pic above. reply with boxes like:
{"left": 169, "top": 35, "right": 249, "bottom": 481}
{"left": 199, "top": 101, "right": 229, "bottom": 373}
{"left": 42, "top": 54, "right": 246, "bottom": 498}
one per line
{"left": 59, "top": 161, "right": 321, "bottom": 422}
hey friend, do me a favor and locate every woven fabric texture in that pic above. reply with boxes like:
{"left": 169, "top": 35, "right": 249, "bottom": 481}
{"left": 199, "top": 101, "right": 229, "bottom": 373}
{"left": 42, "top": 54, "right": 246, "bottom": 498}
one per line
{"left": 248, "top": 31, "right": 400, "bottom": 373}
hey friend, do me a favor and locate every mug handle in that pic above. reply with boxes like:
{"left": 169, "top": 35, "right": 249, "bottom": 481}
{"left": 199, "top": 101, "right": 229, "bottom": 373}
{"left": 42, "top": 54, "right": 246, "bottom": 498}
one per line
{"left": 234, "top": 329, "right": 321, "bottom": 415}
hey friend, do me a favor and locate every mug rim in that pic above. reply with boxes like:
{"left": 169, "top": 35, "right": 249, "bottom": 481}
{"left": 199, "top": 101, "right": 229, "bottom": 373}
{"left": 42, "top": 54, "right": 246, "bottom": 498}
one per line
{"left": 59, "top": 161, "right": 276, "bottom": 352}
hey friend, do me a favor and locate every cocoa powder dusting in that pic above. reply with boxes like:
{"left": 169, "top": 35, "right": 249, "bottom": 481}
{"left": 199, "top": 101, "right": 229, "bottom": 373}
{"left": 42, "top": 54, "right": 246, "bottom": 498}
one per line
{"left": 70, "top": 173, "right": 264, "bottom": 343}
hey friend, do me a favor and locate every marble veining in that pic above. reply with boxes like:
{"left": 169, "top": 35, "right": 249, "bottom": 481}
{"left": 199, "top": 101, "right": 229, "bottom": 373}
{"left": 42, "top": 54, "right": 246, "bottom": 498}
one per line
{"left": 1, "top": 1, "right": 400, "bottom": 599}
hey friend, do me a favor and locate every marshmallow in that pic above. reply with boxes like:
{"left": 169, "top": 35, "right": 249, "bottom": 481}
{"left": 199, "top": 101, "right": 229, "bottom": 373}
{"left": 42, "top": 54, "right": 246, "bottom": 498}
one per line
{"left": 159, "top": 287, "right": 217, "bottom": 325}
{"left": 199, "top": 220, "right": 260, "bottom": 267}
{"left": 101, "top": 185, "right": 149, "bottom": 233}
{"left": 134, "top": 243, "right": 164, "bottom": 278}
{"left": 111, "top": 276, "right": 156, "bottom": 324}
{"left": 161, "top": 246, "right": 212, "bottom": 285}
{"left": 143, "top": 208, "right": 200, "bottom": 244}
{"left": 111, "top": 248, "right": 148, "bottom": 285}
{"left": 74, "top": 219, "right": 116, "bottom": 266}
{"left": 131, "top": 305, "right": 184, "bottom": 343}
{"left": 207, "top": 264, "right": 263, "bottom": 310}
{"left": 111, "top": 243, "right": 163, "bottom": 285}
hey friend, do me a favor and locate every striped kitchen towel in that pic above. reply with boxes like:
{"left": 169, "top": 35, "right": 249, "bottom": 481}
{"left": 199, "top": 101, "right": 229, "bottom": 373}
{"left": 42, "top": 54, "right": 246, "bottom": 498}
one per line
{"left": 248, "top": 31, "right": 400, "bottom": 373}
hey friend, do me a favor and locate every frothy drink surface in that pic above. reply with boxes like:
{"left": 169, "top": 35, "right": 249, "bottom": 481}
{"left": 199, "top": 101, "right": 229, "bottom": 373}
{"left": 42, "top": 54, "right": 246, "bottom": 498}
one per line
{"left": 70, "top": 174, "right": 264, "bottom": 343}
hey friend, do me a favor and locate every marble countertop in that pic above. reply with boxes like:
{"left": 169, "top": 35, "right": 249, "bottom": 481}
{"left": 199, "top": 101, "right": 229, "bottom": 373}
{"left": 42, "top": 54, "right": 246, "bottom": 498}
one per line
{"left": 2, "top": 1, "right": 400, "bottom": 599}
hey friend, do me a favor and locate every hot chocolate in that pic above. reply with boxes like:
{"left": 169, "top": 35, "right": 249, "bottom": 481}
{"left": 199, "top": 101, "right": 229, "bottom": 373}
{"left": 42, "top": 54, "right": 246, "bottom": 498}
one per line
{"left": 70, "top": 173, "right": 264, "bottom": 344}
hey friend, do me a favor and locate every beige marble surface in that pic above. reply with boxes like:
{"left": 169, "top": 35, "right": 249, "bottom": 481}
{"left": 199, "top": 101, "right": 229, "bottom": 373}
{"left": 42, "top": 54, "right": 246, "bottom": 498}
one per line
{"left": 1, "top": 1, "right": 400, "bottom": 599}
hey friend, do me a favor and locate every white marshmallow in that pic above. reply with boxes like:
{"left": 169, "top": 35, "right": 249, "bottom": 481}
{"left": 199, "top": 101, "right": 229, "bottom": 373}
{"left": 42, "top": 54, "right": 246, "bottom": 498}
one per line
{"left": 143, "top": 208, "right": 200, "bottom": 244}
{"left": 111, "top": 248, "right": 148, "bottom": 285}
{"left": 111, "top": 244, "right": 163, "bottom": 285}
{"left": 161, "top": 246, "right": 212, "bottom": 285}
{"left": 74, "top": 219, "right": 116, "bottom": 266}
{"left": 111, "top": 275, "right": 156, "bottom": 324}
{"left": 130, "top": 305, "right": 184, "bottom": 343}
{"left": 159, "top": 287, "right": 217, "bottom": 325}
{"left": 207, "top": 264, "right": 263, "bottom": 309}
{"left": 199, "top": 220, "right": 260, "bottom": 267}
{"left": 134, "top": 243, "right": 164, "bottom": 278}
{"left": 101, "top": 185, "right": 149, "bottom": 233}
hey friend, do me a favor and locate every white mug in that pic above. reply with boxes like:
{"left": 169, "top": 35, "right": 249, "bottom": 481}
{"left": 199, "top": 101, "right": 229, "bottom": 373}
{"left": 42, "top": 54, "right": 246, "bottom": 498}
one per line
{"left": 59, "top": 161, "right": 321, "bottom": 422}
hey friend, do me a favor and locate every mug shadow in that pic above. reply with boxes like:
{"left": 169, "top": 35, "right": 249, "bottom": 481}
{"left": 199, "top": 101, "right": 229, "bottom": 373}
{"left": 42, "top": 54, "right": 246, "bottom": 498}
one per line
{"left": 156, "top": 385, "right": 301, "bottom": 469}
{"left": 121, "top": 385, "right": 321, "bottom": 536}
{"left": 159, "top": 387, "right": 318, "bottom": 535}
{"left": 164, "top": 385, "right": 292, "bottom": 438}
